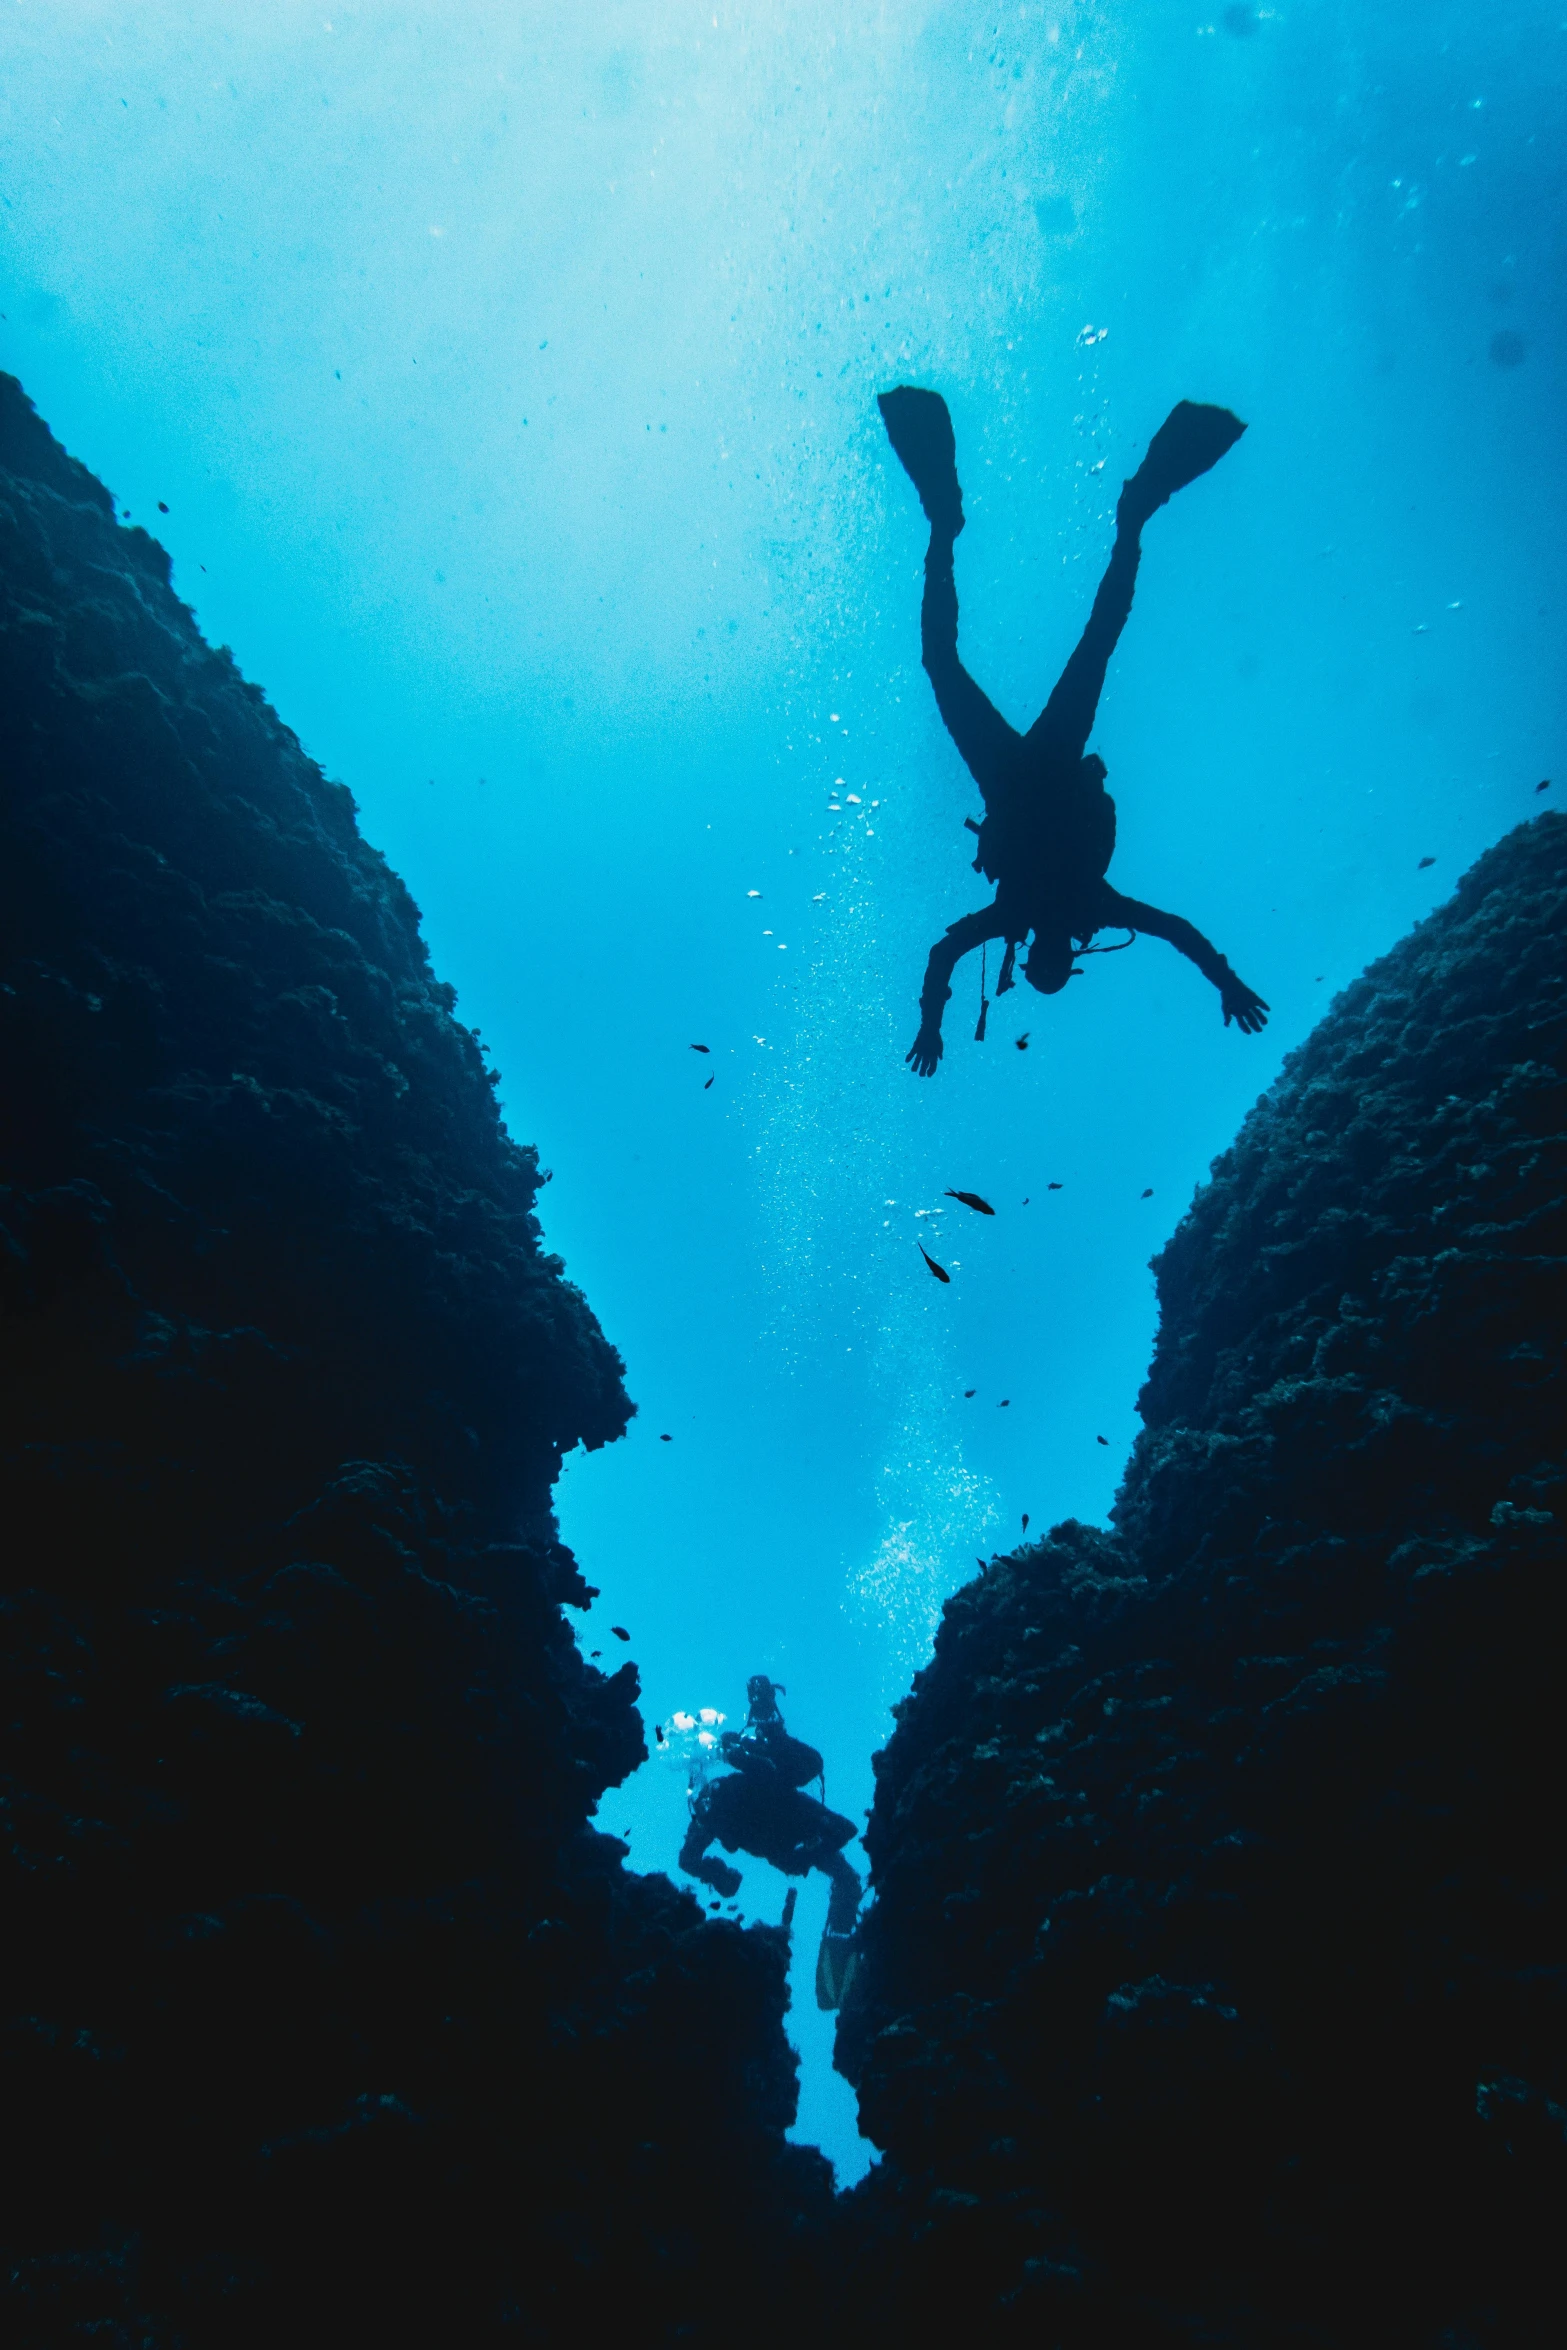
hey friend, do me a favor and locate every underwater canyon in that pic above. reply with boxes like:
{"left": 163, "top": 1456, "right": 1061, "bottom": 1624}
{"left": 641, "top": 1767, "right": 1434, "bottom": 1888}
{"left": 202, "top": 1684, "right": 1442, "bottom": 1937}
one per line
{"left": 2, "top": 376, "right": 1563, "bottom": 2346}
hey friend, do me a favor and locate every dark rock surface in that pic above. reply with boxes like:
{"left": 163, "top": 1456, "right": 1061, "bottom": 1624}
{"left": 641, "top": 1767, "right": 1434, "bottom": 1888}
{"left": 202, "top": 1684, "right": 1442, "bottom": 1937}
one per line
{"left": 838, "top": 815, "right": 1567, "bottom": 2346}
{"left": 0, "top": 376, "right": 828, "bottom": 2347}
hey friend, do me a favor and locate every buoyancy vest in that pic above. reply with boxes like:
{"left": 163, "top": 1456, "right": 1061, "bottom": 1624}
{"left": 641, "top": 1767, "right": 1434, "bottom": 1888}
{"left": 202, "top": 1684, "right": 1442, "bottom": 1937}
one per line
{"left": 973, "top": 764, "right": 1117, "bottom": 934}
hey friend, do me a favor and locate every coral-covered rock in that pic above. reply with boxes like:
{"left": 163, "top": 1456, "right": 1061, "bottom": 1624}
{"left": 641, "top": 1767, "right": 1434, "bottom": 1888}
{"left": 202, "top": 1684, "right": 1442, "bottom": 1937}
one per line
{"left": 839, "top": 816, "right": 1567, "bottom": 2345}
{"left": 0, "top": 375, "right": 827, "bottom": 2347}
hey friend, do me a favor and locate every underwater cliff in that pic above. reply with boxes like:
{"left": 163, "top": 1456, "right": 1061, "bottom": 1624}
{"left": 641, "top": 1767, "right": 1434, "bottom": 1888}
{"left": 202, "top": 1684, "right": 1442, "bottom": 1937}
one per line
{"left": 838, "top": 812, "right": 1567, "bottom": 2344}
{"left": 0, "top": 375, "right": 829, "bottom": 2347}
{"left": 5, "top": 365, "right": 1564, "bottom": 2349}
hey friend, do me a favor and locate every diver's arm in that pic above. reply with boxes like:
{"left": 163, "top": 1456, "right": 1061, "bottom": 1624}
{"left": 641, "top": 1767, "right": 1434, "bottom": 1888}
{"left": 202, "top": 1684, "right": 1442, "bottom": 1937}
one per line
{"left": 908, "top": 904, "right": 1008, "bottom": 1076}
{"left": 1102, "top": 890, "right": 1270, "bottom": 1033}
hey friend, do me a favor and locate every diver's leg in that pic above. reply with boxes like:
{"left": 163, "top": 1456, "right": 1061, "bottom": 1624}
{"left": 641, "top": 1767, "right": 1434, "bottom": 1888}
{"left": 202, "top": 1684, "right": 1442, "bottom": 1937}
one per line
{"left": 922, "top": 531, "right": 1022, "bottom": 801}
{"left": 1025, "top": 519, "right": 1142, "bottom": 762}
{"left": 1026, "top": 402, "right": 1246, "bottom": 762}
{"left": 677, "top": 1814, "right": 741, "bottom": 1900}
{"left": 822, "top": 1851, "right": 862, "bottom": 1935}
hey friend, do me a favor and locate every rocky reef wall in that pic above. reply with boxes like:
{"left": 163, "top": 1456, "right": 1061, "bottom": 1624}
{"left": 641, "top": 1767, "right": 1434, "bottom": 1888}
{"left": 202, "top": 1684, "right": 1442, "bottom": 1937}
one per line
{"left": 0, "top": 376, "right": 828, "bottom": 2348}
{"left": 838, "top": 815, "right": 1567, "bottom": 2346}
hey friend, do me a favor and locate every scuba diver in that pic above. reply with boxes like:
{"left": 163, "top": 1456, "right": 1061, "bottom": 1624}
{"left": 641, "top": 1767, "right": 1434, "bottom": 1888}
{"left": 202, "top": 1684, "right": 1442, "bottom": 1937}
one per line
{"left": 678, "top": 1676, "right": 862, "bottom": 2009}
{"left": 877, "top": 386, "right": 1271, "bottom": 1076}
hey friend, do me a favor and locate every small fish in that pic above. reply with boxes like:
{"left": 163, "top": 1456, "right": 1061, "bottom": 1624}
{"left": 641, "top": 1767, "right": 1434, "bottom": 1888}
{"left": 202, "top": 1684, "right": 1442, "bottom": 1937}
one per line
{"left": 1141, "top": 1188, "right": 1154, "bottom": 1199}
{"left": 655, "top": 1723, "right": 665, "bottom": 1744}
{"left": 690, "top": 1043, "right": 710, "bottom": 1053}
{"left": 1096, "top": 1435, "right": 1108, "bottom": 1446}
{"left": 1418, "top": 856, "right": 1436, "bottom": 870}
{"left": 747, "top": 889, "right": 762, "bottom": 898}
{"left": 918, "top": 1244, "right": 951, "bottom": 1284}
{"left": 157, "top": 500, "right": 169, "bottom": 513}
{"left": 611, "top": 1626, "right": 630, "bottom": 1642}
{"left": 945, "top": 1189, "right": 995, "bottom": 1215}
{"left": 1538, "top": 778, "right": 1552, "bottom": 793}
{"left": 704, "top": 1076, "right": 714, "bottom": 1090}
{"left": 1048, "top": 1182, "right": 1063, "bottom": 1191}
{"left": 999, "top": 1398, "right": 1010, "bottom": 1408}
{"left": 660, "top": 1433, "right": 673, "bottom": 1442}
{"left": 964, "top": 1389, "right": 976, "bottom": 1398}
{"left": 1021, "top": 1513, "right": 1030, "bottom": 1533}
{"left": 1022, "top": 1197, "right": 1030, "bottom": 1205}
{"left": 1015, "top": 1032, "right": 1030, "bottom": 1051}
{"left": 711, "top": 1902, "right": 722, "bottom": 1911}
{"left": 590, "top": 1649, "right": 602, "bottom": 1658}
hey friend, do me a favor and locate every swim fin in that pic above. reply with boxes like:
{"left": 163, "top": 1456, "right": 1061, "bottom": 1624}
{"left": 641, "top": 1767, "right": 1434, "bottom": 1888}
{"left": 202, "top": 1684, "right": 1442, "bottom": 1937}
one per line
{"left": 877, "top": 385, "right": 965, "bottom": 537}
{"left": 1122, "top": 400, "right": 1246, "bottom": 523}
{"left": 815, "top": 1927, "right": 861, "bottom": 2012}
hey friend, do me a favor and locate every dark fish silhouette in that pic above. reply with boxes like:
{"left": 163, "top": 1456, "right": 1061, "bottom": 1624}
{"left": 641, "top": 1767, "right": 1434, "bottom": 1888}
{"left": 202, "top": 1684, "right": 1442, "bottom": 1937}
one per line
{"left": 1538, "top": 779, "right": 1552, "bottom": 793}
{"left": 711, "top": 1902, "right": 722, "bottom": 1911}
{"left": 1022, "top": 1197, "right": 1030, "bottom": 1205}
{"left": 945, "top": 1189, "right": 995, "bottom": 1215}
{"left": 590, "top": 1649, "right": 602, "bottom": 1658}
{"left": 704, "top": 1075, "right": 714, "bottom": 1090}
{"left": 158, "top": 500, "right": 169, "bottom": 513}
{"left": 1048, "top": 1182, "right": 1063, "bottom": 1190}
{"left": 655, "top": 1723, "right": 665, "bottom": 1744}
{"left": 1141, "top": 1188, "right": 1154, "bottom": 1199}
{"left": 964, "top": 1388, "right": 976, "bottom": 1398}
{"left": 611, "top": 1626, "right": 630, "bottom": 1642}
{"left": 690, "top": 1043, "right": 710, "bottom": 1053}
{"left": 1015, "top": 1032, "right": 1030, "bottom": 1051}
{"left": 660, "top": 1433, "right": 673, "bottom": 1442}
{"left": 919, "top": 1244, "right": 951, "bottom": 1283}
{"left": 1097, "top": 1435, "right": 1108, "bottom": 1446}
{"left": 1021, "top": 1513, "right": 1030, "bottom": 1532}
{"left": 999, "top": 1398, "right": 1010, "bottom": 1408}
{"left": 1418, "top": 856, "right": 1436, "bottom": 870}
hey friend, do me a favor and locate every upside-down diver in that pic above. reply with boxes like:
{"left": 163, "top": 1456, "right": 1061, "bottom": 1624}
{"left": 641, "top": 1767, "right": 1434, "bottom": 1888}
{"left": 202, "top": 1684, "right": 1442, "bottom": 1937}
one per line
{"left": 877, "top": 387, "right": 1271, "bottom": 1075}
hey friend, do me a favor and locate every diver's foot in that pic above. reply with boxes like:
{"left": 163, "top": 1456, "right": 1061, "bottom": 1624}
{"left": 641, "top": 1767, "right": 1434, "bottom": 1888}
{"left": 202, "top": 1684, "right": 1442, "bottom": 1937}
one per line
{"left": 1116, "top": 474, "right": 1160, "bottom": 534}
{"left": 878, "top": 385, "right": 965, "bottom": 538}
{"left": 1121, "top": 399, "right": 1247, "bottom": 531}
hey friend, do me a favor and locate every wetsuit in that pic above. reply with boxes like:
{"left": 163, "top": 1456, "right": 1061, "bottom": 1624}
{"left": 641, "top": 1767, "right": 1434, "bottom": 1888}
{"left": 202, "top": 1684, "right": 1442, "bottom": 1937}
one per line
{"left": 917, "top": 505, "right": 1246, "bottom": 1030}
{"left": 679, "top": 1719, "right": 861, "bottom": 1932}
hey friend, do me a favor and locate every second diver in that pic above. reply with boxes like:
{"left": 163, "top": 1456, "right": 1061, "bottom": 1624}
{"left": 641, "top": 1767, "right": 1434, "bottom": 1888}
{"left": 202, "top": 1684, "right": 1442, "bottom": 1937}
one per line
{"left": 877, "top": 386, "right": 1271, "bottom": 1075}
{"left": 679, "top": 1676, "right": 862, "bottom": 2009}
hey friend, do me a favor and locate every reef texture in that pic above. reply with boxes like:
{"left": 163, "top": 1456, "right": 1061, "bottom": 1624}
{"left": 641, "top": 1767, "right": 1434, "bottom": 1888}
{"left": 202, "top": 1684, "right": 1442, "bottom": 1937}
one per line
{"left": 0, "top": 376, "right": 828, "bottom": 2347}
{"left": 839, "top": 814, "right": 1567, "bottom": 2347}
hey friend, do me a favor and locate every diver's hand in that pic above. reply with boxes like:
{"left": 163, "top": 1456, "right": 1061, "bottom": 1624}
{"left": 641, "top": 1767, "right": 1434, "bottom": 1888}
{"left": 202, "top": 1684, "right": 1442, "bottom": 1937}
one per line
{"left": 906, "top": 1022, "right": 944, "bottom": 1077}
{"left": 1221, "top": 976, "right": 1270, "bottom": 1035}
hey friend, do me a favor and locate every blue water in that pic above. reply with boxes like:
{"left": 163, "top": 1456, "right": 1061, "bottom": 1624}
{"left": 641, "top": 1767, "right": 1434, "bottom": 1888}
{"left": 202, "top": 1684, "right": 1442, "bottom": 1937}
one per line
{"left": 6, "top": 4, "right": 1560, "bottom": 2183}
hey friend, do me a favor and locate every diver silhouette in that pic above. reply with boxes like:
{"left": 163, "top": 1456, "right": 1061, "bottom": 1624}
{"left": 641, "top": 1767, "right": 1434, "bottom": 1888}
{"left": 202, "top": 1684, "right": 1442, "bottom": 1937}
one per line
{"left": 678, "top": 1676, "right": 862, "bottom": 2008}
{"left": 877, "top": 387, "right": 1271, "bottom": 1075}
